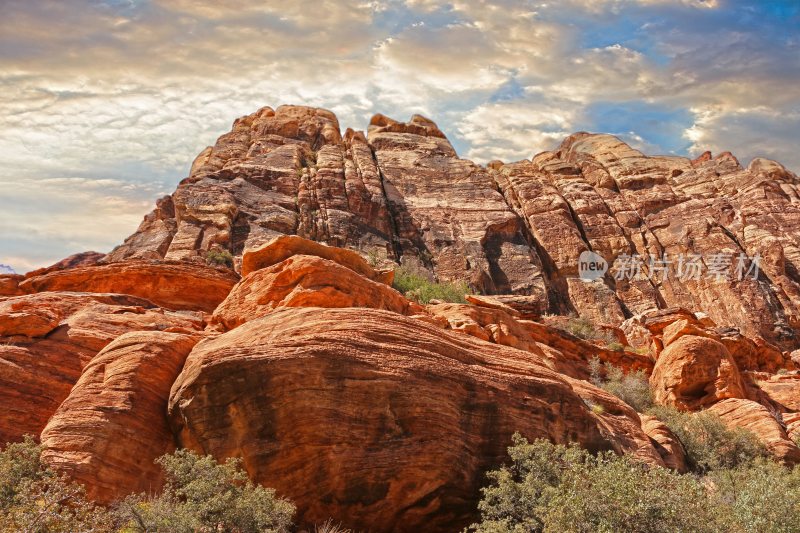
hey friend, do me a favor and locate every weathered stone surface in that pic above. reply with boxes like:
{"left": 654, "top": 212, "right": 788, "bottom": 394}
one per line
{"left": 41, "top": 331, "right": 199, "bottom": 504}
{"left": 640, "top": 414, "right": 689, "bottom": 472}
{"left": 0, "top": 274, "right": 25, "bottom": 297}
{"left": 169, "top": 306, "right": 662, "bottom": 532}
{"left": 465, "top": 294, "right": 545, "bottom": 320}
{"left": 708, "top": 398, "right": 800, "bottom": 464}
{"left": 18, "top": 260, "right": 238, "bottom": 312}
{"left": 757, "top": 374, "right": 800, "bottom": 412}
{"left": 0, "top": 292, "right": 204, "bottom": 443}
{"left": 8, "top": 106, "right": 800, "bottom": 523}
{"left": 427, "top": 302, "right": 652, "bottom": 380}
{"left": 24, "top": 251, "right": 105, "bottom": 278}
{"left": 104, "top": 107, "right": 800, "bottom": 351}
{"left": 241, "top": 234, "right": 389, "bottom": 282}
{"left": 650, "top": 335, "right": 746, "bottom": 410}
{"left": 370, "top": 114, "right": 547, "bottom": 297}
{"left": 212, "top": 255, "right": 413, "bottom": 331}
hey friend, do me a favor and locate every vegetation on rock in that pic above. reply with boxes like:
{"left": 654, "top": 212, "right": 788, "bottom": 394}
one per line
{"left": 0, "top": 436, "right": 112, "bottom": 532}
{"left": 470, "top": 433, "right": 799, "bottom": 533}
{"left": 647, "top": 406, "right": 767, "bottom": 473}
{"left": 589, "top": 357, "right": 654, "bottom": 412}
{"left": 392, "top": 265, "right": 470, "bottom": 304}
{"left": 205, "top": 248, "right": 234, "bottom": 268}
{"left": 116, "top": 449, "right": 295, "bottom": 533}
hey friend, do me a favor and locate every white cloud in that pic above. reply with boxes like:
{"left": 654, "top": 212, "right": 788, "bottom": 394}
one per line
{"left": 0, "top": 0, "right": 797, "bottom": 270}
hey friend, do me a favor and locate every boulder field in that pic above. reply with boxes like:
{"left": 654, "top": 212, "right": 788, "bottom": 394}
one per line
{"left": 3, "top": 105, "right": 800, "bottom": 531}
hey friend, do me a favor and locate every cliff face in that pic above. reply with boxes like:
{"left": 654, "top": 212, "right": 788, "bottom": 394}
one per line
{"left": 3, "top": 105, "right": 800, "bottom": 532}
{"left": 107, "top": 105, "right": 800, "bottom": 350}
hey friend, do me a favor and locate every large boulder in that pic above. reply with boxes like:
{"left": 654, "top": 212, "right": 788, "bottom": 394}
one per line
{"left": 640, "top": 414, "right": 689, "bottom": 473}
{"left": 708, "top": 398, "right": 800, "bottom": 465}
{"left": 650, "top": 335, "right": 746, "bottom": 410}
{"left": 212, "top": 254, "right": 412, "bottom": 331}
{"left": 241, "top": 234, "right": 390, "bottom": 282}
{"left": 168, "top": 306, "right": 663, "bottom": 532}
{"left": 41, "top": 331, "right": 200, "bottom": 504}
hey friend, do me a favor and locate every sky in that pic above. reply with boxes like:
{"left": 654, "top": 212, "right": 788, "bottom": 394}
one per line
{"left": 1, "top": 0, "right": 798, "bottom": 273}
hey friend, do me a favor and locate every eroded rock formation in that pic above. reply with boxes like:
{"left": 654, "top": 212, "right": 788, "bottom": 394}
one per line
{"left": 3, "top": 105, "right": 800, "bottom": 532}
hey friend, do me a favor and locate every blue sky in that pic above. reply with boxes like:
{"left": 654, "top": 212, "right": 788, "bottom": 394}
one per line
{"left": 0, "top": 0, "right": 798, "bottom": 272}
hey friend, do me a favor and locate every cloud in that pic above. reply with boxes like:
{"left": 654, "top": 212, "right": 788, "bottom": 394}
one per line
{"left": 0, "top": 0, "right": 798, "bottom": 271}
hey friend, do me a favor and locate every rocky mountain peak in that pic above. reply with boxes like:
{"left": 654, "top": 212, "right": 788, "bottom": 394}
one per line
{"left": 104, "top": 105, "right": 800, "bottom": 350}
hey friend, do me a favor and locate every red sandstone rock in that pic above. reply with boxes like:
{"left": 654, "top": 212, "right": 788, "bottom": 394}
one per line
{"left": 41, "top": 331, "right": 200, "bottom": 504}
{"left": 18, "top": 260, "right": 238, "bottom": 312}
{"left": 103, "top": 107, "right": 800, "bottom": 350}
{"left": 640, "top": 414, "right": 689, "bottom": 472}
{"left": 212, "top": 254, "right": 413, "bottom": 331}
{"left": 0, "top": 292, "right": 204, "bottom": 443}
{"left": 241, "top": 234, "right": 390, "bottom": 282}
{"left": 757, "top": 374, "right": 800, "bottom": 412}
{"left": 24, "top": 251, "right": 105, "bottom": 278}
{"left": 169, "top": 307, "right": 663, "bottom": 532}
{"left": 0, "top": 274, "right": 24, "bottom": 297}
{"left": 708, "top": 398, "right": 800, "bottom": 464}
{"left": 650, "top": 335, "right": 746, "bottom": 410}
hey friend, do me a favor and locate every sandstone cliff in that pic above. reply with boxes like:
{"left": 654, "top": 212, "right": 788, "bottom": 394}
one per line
{"left": 106, "top": 105, "right": 800, "bottom": 351}
{"left": 2, "top": 105, "right": 800, "bottom": 532}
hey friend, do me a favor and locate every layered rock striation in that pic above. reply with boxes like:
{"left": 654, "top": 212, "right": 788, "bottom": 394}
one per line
{"left": 3, "top": 104, "right": 800, "bottom": 531}
{"left": 106, "top": 105, "right": 800, "bottom": 350}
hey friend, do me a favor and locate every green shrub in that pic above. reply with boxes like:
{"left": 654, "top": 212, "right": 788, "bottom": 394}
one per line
{"left": 562, "top": 316, "right": 617, "bottom": 344}
{"left": 588, "top": 358, "right": 653, "bottom": 412}
{"left": 540, "top": 450, "right": 718, "bottom": 533}
{"left": 710, "top": 459, "right": 800, "bottom": 533}
{"left": 469, "top": 434, "right": 719, "bottom": 533}
{"left": 116, "top": 449, "right": 294, "bottom": 533}
{"left": 606, "top": 341, "right": 624, "bottom": 352}
{"left": 392, "top": 265, "right": 470, "bottom": 304}
{"left": 648, "top": 406, "right": 767, "bottom": 473}
{"left": 0, "top": 436, "right": 113, "bottom": 532}
{"left": 205, "top": 248, "right": 234, "bottom": 268}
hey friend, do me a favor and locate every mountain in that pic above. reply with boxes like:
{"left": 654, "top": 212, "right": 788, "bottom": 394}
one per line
{"left": 107, "top": 105, "right": 800, "bottom": 350}
{"left": 1, "top": 105, "right": 799, "bottom": 532}
{"left": 0, "top": 264, "right": 15, "bottom": 275}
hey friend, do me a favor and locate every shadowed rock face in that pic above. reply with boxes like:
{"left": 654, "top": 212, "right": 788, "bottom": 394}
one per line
{"left": 106, "top": 106, "right": 800, "bottom": 350}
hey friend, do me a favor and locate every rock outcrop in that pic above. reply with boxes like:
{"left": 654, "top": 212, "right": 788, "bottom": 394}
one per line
{"left": 0, "top": 292, "right": 204, "bottom": 443}
{"left": 169, "top": 306, "right": 662, "bottom": 532}
{"left": 41, "top": 331, "right": 200, "bottom": 503}
{"left": 103, "top": 106, "right": 800, "bottom": 352}
{"left": 5, "top": 105, "right": 800, "bottom": 530}
{"left": 18, "top": 260, "right": 238, "bottom": 312}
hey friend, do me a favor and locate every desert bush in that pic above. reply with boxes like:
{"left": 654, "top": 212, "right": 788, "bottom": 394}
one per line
{"left": 205, "top": 248, "right": 234, "bottom": 268}
{"left": 648, "top": 406, "right": 767, "bottom": 473}
{"left": 469, "top": 434, "right": 720, "bottom": 533}
{"left": 116, "top": 449, "right": 294, "bottom": 533}
{"left": 710, "top": 459, "right": 800, "bottom": 533}
{"left": 588, "top": 358, "right": 653, "bottom": 412}
{"left": 0, "top": 436, "right": 113, "bottom": 532}
{"left": 392, "top": 265, "right": 470, "bottom": 304}
{"left": 540, "top": 450, "right": 718, "bottom": 533}
{"left": 561, "top": 316, "right": 617, "bottom": 345}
